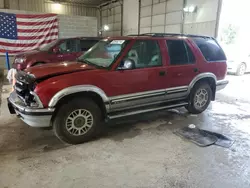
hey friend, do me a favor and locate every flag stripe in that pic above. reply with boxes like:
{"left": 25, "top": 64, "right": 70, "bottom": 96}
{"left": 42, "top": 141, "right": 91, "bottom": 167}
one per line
{"left": 18, "top": 28, "right": 58, "bottom": 36}
{"left": 0, "top": 36, "right": 58, "bottom": 47}
{"left": 16, "top": 13, "right": 57, "bottom": 19}
{"left": 17, "top": 22, "right": 58, "bottom": 29}
{"left": 18, "top": 32, "right": 58, "bottom": 40}
{"left": 16, "top": 16, "right": 57, "bottom": 22}
{"left": 0, "top": 39, "right": 56, "bottom": 53}
{"left": 17, "top": 19, "right": 58, "bottom": 26}
{"left": 17, "top": 25, "right": 58, "bottom": 33}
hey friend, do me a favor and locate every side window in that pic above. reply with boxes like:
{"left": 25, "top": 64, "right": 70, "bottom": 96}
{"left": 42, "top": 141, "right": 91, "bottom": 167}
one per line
{"left": 193, "top": 38, "right": 226, "bottom": 61}
{"left": 166, "top": 40, "right": 195, "bottom": 65}
{"left": 125, "top": 40, "right": 162, "bottom": 68}
{"left": 58, "top": 39, "right": 80, "bottom": 53}
{"left": 80, "top": 40, "right": 99, "bottom": 51}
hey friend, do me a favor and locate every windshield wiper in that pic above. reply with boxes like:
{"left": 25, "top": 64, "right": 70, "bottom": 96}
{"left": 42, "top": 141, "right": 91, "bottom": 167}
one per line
{"left": 76, "top": 58, "right": 106, "bottom": 68}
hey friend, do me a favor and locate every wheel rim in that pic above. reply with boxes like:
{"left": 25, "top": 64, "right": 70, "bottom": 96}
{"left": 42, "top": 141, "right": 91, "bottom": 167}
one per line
{"left": 239, "top": 64, "right": 246, "bottom": 75}
{"left": 194, "top": 88, "right": 208, "bottom": 110}
{"left": 65, "top": 109, "right": 93, "bottom": 136}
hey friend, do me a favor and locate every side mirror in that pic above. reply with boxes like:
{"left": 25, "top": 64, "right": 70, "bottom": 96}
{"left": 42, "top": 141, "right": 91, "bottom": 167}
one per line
{"left": 118, "top": 59, "right": 135, "bottom": 70}
{"left": 52, "top": 47, "right": 60, "bottom": 54}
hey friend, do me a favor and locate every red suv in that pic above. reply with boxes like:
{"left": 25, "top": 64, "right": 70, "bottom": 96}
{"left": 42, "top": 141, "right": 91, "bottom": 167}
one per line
{"left": 8, "top": 33, "right": 228, "bottom": 144}
{"left": 12, "top": 37, "right": 101, "bottom": 70}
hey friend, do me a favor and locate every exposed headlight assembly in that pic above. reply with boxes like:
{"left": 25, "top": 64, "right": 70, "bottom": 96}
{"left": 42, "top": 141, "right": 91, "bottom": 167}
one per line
{"left": 15, "top": 57, "right": 26, "bottom": 64}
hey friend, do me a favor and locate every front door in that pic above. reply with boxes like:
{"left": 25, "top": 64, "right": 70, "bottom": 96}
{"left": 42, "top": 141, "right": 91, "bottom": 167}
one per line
{"left": 108, "top": 39, "right": 168, "bottom": 111}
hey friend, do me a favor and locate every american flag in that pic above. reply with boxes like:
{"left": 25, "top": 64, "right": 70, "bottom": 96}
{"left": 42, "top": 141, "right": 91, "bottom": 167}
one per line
{"left": 0, "top": 12, "right": 58, "bottom": 55}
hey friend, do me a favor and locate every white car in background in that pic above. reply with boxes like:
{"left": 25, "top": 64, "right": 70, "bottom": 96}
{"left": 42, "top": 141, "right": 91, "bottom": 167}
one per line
{"left": 227, "top": 55, "right": 250, "bottom": 76}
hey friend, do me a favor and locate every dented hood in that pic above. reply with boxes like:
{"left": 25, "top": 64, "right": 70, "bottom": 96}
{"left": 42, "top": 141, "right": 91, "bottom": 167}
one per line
{"left": 25, "top": 61, "right": 96, "bottom": 80}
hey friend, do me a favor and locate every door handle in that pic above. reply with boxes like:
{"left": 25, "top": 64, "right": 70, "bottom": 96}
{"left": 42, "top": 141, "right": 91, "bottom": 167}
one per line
{"left": 193, "top": 68, "right": 199, "bottom": 73}
{"left": 159, "top": 71, "right": 166, "bottom": 76}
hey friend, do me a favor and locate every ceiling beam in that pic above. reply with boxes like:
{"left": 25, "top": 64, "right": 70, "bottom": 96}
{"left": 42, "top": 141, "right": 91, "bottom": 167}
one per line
{"left": 46, "top": 0, "right": 98, "bottom": 8}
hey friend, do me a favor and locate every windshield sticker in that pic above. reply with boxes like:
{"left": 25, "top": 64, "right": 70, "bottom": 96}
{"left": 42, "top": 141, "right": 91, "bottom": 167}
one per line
{"left": 110, "top": 40, "right": 125, "bottom": 44}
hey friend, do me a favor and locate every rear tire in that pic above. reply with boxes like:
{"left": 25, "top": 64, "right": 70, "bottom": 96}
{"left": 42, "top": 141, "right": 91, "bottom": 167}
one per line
{"left": 53, "top": 98, "right": 103, "bottom": 144}
{"left": 236, "top": 63, "right": 246, "bottom": 76}
{"left": 186, "top": 82, "right": 212, "bottom": 114}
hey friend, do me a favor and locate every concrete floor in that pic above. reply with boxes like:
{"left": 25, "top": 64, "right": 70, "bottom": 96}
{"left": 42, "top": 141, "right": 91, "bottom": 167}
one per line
{"left": 0, "top": 75, "right": 250, "bottom": 188}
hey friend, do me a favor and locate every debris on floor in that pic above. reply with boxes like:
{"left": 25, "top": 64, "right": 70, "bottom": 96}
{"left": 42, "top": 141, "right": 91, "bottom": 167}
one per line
{"left": 174, "top": 126, "right": 234, "bottom": 148}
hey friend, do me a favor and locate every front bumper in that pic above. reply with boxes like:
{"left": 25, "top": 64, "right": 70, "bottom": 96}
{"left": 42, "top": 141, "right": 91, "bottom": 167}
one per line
{"left": 216, "top": 80, "right": 229, "bottom": 91}
{"left": 8, "top": 92, "right": 54, "bottom": 127}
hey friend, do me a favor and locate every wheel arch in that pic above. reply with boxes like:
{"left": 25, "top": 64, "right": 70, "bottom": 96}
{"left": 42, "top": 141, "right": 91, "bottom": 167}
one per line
{"left": 49, "top": 85, "right": 110, "bottom": 117}
{"left": 188, "top": 73, "right": 217, "bottom": 100}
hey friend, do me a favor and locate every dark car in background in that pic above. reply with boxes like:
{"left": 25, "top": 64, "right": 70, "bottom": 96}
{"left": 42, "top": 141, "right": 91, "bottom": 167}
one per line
{"left": 12, "top": 37, "right": 101, "bottom": 70}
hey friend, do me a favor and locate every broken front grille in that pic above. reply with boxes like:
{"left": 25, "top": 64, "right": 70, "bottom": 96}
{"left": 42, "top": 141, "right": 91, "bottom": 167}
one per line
{"left": 15, "top": 71, "right": 36, "bottom": 106}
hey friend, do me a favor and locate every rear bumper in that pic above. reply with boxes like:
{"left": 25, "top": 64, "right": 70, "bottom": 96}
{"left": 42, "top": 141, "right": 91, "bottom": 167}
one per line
{"left": 8, "top": 92, "right": 54, "bottom": 127}
{"left": 216, "top": 80, "right": 229, "bottom": 91}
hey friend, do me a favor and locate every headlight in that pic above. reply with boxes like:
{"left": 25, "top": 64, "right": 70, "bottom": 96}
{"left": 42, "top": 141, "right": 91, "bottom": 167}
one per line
{"left": 15, "top": 57, "right": 26, "bottom": 64}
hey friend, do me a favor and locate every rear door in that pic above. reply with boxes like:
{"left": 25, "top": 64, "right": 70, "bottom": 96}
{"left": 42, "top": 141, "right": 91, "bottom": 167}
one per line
{"left": 165, "top": 39, "right": 198, "bottom": 88}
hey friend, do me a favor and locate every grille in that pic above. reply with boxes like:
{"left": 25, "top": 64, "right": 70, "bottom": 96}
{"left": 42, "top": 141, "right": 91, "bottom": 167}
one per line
{"left": 15, "top": 71, "right": 36, "bottom": 106}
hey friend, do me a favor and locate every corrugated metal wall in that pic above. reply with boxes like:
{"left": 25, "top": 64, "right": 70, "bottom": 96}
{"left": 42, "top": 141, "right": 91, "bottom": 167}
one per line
{"left": 139, "top": 0, "right": 220, "bottom": 37}
{"left": 100, "top": 1, "right": 122, "bottom": 36}
{"left": 8, "top": 0, "right": 97, "bottom": 17}
{"left": 139, "top": 0, "right": 183, "bottom": 34}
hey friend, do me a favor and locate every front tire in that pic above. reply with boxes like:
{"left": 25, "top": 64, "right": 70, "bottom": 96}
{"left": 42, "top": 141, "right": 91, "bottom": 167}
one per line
{"left": 53, "top": 98, "right": 103, "bottom": 144}
{"left": 186, "top": 82, "right": 212, "bottom": 114}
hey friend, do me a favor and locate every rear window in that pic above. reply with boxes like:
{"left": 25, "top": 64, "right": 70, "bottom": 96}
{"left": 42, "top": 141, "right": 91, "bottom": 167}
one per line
{"left": 192, "top": 38, "right": 226, "bottom": 61}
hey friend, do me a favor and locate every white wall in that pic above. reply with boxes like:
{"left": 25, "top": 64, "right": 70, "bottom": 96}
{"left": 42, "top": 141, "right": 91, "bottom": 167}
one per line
{"left": 101, "top": 2, "right": 122, "bottom": 36}
{"left": 0, "top": 0, "right": 4, "bottom": 9}
{"left": 0, "top": 9, "right": 98, "bottom": 38}
{"left": 139, "top": 0, "right": 183, "bottom": 34}
{"left": 3, "top": 0, "right": 97, "bottom": 17}
{"left": 123, "top": 0, "right": 139, "bottom": 35}
{"left": 135, "top": 0, "right": 220, "bottom": 37}
{"left": 184, "top": 0, "right": 219, "bottom": 36}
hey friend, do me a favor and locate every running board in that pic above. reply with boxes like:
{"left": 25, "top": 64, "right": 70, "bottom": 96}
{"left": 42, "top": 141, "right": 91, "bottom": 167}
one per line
{"left": 108, "top": 102, "right": 188, "bottom": 119}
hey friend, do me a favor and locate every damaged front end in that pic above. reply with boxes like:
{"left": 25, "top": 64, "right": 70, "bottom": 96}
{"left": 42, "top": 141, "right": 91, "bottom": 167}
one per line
{"left": 7, "top": 71, "right": 54, "bottom": 128}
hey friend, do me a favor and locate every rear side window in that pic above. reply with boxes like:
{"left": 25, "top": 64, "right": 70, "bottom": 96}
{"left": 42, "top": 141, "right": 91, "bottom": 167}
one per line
{"left": 59, "top": 39, "right": 80, "bottom": 53}
{"left": 80, "top": 40, "right": 99, "bottom": 51}
{"left": 192, "top": 38, "right": 226, "bottom": 61}
{"left": 166, "top": 40, "right": 195, "bottom": 65}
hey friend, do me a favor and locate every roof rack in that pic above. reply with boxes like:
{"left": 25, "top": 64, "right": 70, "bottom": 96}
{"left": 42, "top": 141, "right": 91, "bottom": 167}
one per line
{"left": 128, "top": 33, "right": 214, "bottom": 39}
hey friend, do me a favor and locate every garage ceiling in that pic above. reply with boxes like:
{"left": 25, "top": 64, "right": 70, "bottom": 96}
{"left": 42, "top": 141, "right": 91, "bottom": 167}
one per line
{"left": 52, "top": 0, "right": 116, "bottom": 6}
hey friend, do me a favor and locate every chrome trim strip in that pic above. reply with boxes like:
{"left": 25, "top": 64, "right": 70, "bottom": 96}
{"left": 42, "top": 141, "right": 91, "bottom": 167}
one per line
{"left": 166, "top": 86, "right": 188, "bottom": 94}
{"left": 216, "top": 79, "right": 229, "bottom": 86}
{"left": 216, "top": 79, "right": 229, "bottom": 91}
{"left": 110, "top": 91, "right": 166, "bottom": 103}
{"left": 109, "top": 89, "right": 166, "bottom": 101}
{"left": 48, "top": 85, "right": 109, "bottom": 107}
{"left": 108, "top": 102, "right": 188, "bottom": 119}
{"left": 110, "top": 97, "right": 187, "bottom": 112}
{"left": 110, "top": 86, "right": 189, "bottom": 103}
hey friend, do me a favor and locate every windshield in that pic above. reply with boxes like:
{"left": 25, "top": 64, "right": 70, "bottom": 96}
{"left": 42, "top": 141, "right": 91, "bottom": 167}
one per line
{"left": 78, "top": 39, "right": 128, "bottom": 68}
{"left": 39, "top": 40, "right": 59, "bottom": 51}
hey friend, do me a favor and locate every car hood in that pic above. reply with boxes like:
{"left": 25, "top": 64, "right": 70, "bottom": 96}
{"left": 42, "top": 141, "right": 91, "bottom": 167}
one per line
{"left": 16, "top": 49, "right": 43, "bottom": 58}
{"left": 25, "top": 61, "right": 96, "bottom": 81}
